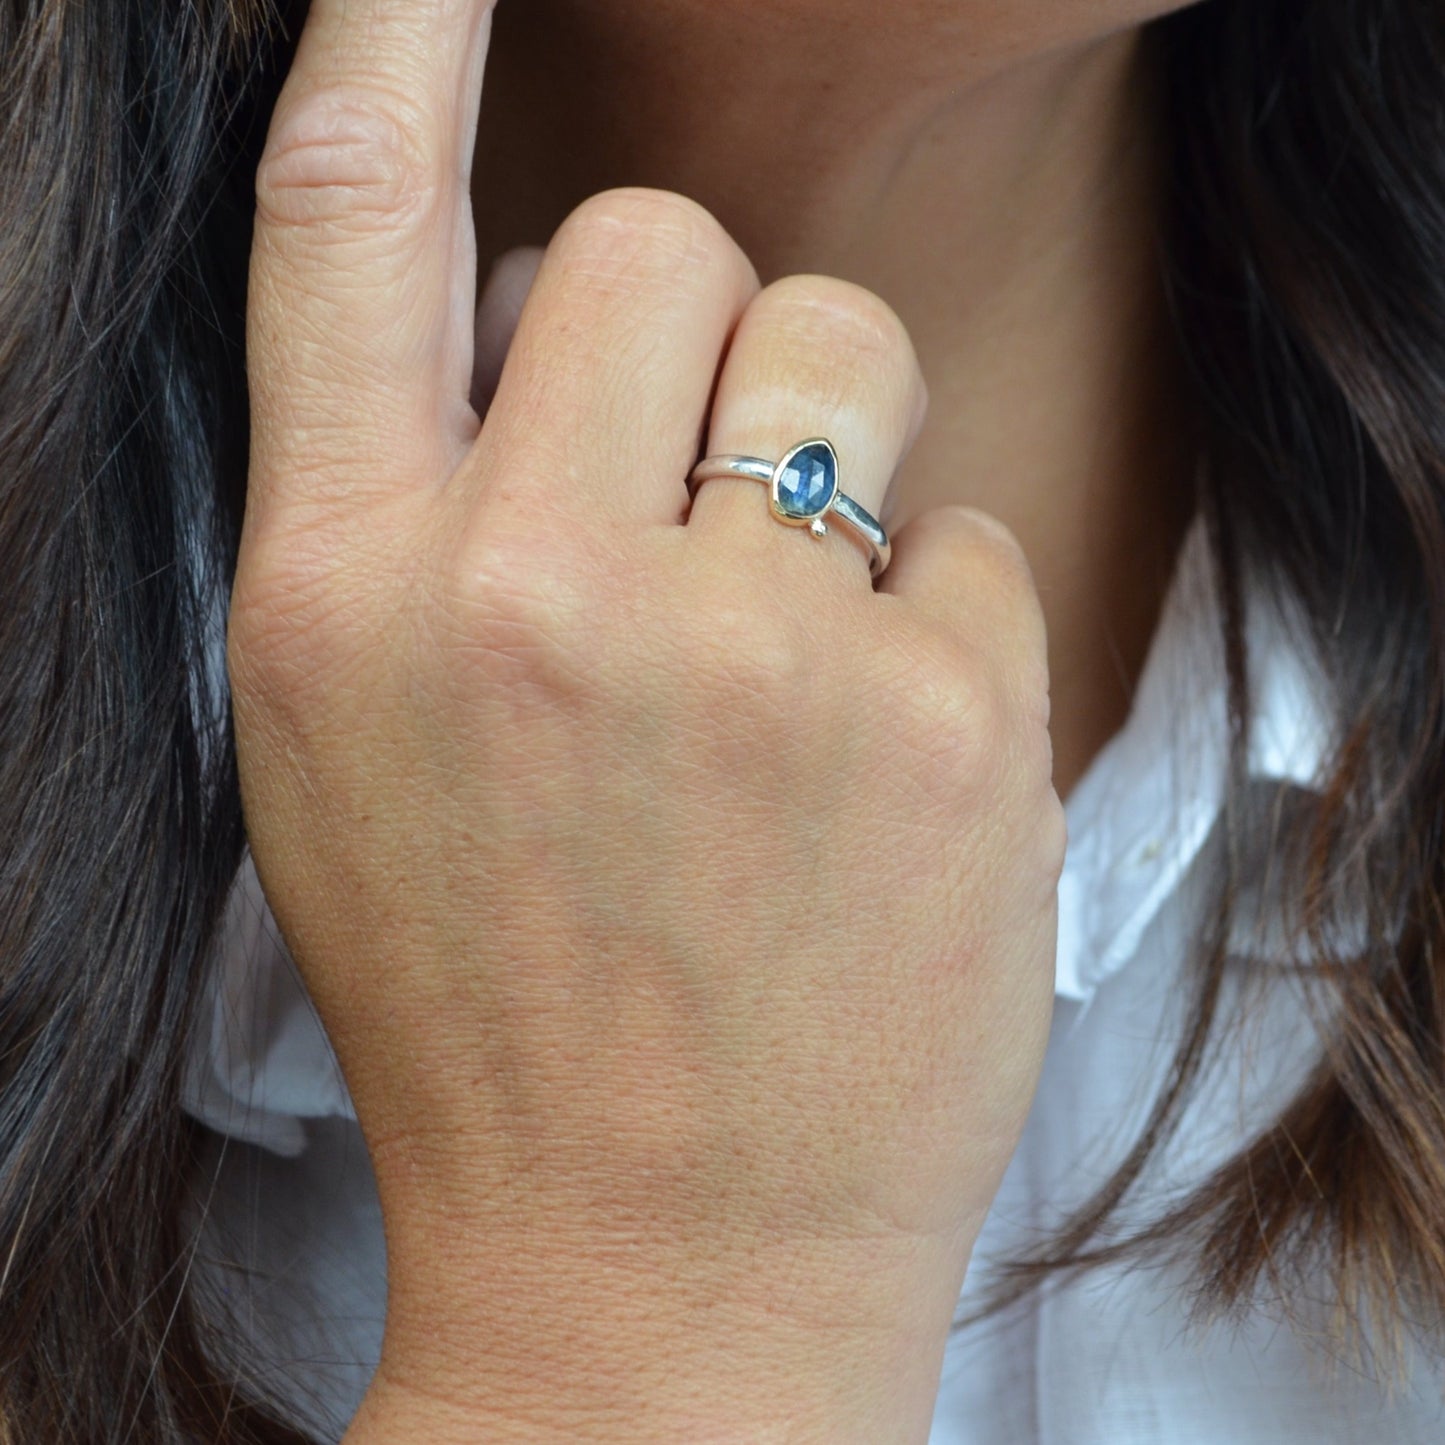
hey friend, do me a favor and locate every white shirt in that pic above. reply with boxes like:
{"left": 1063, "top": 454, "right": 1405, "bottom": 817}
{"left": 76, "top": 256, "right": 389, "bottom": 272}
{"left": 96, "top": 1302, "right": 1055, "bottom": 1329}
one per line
{"left": 183, "top": 521, "right": 1445, "bottom": 1441}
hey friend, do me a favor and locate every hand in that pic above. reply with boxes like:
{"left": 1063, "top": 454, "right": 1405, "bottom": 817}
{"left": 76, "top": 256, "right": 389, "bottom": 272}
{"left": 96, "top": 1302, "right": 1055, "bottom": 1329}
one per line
{"left": 232, "top": 1, "right": 1064, "bottom": 1439}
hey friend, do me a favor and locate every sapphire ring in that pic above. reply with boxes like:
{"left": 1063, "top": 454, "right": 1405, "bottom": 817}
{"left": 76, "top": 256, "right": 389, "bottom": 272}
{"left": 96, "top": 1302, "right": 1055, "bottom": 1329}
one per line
{"left": 686, "top": 438, "right": 891, "bottom": 579}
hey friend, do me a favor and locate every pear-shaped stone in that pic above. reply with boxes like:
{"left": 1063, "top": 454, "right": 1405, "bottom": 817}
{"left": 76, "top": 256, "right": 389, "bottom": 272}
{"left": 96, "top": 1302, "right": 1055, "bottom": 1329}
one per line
{"left": 774, "top": 441, "right": 838, "bottom": 520}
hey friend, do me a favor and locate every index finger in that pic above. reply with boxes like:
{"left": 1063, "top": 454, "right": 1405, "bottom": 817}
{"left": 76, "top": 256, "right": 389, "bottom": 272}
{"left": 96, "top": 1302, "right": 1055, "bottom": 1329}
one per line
{"left": 247, "top": 0, "right": 496, "bottom": 523}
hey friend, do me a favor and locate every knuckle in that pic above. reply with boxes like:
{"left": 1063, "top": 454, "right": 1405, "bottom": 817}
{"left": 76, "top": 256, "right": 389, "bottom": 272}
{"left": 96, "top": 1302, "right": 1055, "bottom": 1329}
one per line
{"left": 760, "top": 275, "right": 918, "bottom": 370}
{"left": 676, "top": 580, "right": 813, "bottom": 737}
{"left": 698, "top": 612, "right": 810, "bottom": 719}
{"left": 553, "top": 187, "right": 738, "bottom": 286}
{"left": 944, "top": 501, "right": 1023, "bottom": 556}
{"left": 228, "top": 524, "right": 383, "bottom": 715}
{"left": 888, "top": 633, "right": 1011, "bottom": 796}
{"left": 944, "top": 506, "right": 1049, "bottom": 676}
{"left": 256, "top": 88, "right": 438, "bottom": 236}
{"left": 951, "top": 507, "right": 1039, "bottom": 606}
{"left": 435, "top": 522, "right": 597, "bottom": 696}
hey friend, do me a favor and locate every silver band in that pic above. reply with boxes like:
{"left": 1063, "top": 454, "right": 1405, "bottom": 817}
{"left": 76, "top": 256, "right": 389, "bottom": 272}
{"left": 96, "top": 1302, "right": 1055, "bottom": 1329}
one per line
{"left": 686, "top": 438, "right": 891, "bottom": 579}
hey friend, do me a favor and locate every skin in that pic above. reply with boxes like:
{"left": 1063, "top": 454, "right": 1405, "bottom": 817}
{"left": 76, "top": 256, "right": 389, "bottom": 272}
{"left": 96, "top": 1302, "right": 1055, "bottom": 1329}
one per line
{"left": 233, "top": 0, "right": 1193, "bottom": 1439}
{"left": 470, "top": 0, "right": 1202, "bottom": 794}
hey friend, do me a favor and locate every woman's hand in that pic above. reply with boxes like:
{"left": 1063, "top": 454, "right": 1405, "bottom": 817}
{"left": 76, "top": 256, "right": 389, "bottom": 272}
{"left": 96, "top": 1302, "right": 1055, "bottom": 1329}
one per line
{"left": 231, "top": 1, "right": 1063, "bottom": 1439}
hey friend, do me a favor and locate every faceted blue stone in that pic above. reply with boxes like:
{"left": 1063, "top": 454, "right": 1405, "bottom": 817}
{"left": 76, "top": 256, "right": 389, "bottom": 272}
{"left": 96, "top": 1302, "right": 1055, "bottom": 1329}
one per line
{"left": 774, "top": 442, "right": 838, "bottom": 519}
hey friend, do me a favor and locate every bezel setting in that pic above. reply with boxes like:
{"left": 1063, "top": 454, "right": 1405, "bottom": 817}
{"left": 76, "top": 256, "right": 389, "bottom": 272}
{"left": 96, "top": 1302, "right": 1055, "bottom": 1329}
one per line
{"left": 769, "top": 438, "right": 840, "bottom": 535}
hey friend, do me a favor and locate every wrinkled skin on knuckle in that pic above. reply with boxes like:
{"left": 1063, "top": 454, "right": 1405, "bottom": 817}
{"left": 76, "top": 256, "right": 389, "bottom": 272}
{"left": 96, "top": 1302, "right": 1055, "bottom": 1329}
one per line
{"left": 256, "top": 87, "right": 442, "bottom": 242}
{"left": 602, "top": 576, "right": 874, "bottom": 855}
{"left": 230, "top": 518, "right": 408, "bottom": 726}
{"left": 969, "top": 513, "right": 1050, "bottom": 657}
{"left": 958, "top": 525, "right": 1052, "bottom": 736}
{"left": 886, "top": 633, "right": 1012, "bottom": 812}
{"left": 764, "top": 274, "right": 913, "bottom": 358}
{"left": 557, "top": 187, "right": 734, "bottom": 277}
{"left": 704, "top": 618, "right": 811, "bottom": 726}
{"left": 986, "top": 717, "right": 1067, "bottom": 919}
{"left": 863, "top": 618, "right": 1066, "bottom": 958}
{"left": 427, "top": 512, "right": 612, "bottom": 717}
{"left": 955, "top": 505, "right": 1033, "bottom": 580}
{"left": 745, "top": 275, "right": 922, "bottom": 413}
{"left": 672, "top": 582, "right": 827, "bottom": 773}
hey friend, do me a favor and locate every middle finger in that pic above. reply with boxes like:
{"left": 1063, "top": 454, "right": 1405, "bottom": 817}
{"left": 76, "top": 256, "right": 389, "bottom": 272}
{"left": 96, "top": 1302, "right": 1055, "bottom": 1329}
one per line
{"left": 468, "top": 188, "right": 759, "bottom": 523}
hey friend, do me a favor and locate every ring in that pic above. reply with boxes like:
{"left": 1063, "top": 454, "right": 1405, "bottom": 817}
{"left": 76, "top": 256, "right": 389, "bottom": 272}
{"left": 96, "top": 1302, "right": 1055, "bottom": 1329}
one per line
{"left": 686, "top": 438, "right": 891, "bottom": 579}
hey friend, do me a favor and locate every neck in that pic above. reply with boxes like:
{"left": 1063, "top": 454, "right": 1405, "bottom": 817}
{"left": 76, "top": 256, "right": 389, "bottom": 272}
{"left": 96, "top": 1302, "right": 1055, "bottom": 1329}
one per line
{"left": 472, "top": 1, "right": 1197, "bottom": 795}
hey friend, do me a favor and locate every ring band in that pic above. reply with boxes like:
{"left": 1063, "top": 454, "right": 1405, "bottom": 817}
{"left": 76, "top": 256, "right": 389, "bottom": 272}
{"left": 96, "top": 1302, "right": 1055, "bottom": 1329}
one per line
{"left": 687, "top": 438, "right": 891, "bottom": 579}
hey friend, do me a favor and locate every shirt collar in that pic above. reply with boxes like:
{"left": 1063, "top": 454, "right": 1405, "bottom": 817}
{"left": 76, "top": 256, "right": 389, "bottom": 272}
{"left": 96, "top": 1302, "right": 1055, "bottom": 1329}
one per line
{"left": 1054, "top": 516, "right": 1335, "bottom": 1002}
{"left": 183, "top": 856, "right": 356, "bottom": 1154}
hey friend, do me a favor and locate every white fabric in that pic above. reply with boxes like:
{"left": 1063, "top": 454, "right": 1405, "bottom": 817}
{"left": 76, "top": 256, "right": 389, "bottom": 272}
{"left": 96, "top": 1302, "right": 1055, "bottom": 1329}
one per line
{"left": 184, "top": 519, "right": 1445, "bottom": 1440}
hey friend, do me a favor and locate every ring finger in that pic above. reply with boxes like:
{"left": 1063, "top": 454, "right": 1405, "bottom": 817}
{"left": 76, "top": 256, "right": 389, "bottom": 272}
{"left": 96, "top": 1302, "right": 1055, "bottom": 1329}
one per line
{"left": 687, "top": 275, "right": 927, "bottom": 584}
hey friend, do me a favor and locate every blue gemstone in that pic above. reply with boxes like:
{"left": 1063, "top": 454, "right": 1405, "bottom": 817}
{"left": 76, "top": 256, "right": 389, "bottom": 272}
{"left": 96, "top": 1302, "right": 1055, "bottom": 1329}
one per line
{"left": 775, "top": 442, "right": 838, "bottom": 519}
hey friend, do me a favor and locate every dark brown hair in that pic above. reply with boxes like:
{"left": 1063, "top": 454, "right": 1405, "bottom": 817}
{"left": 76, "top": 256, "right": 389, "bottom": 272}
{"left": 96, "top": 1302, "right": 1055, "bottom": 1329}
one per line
{"left": 0, "top": 0, "right": 307, "bottom": 1439}
{"left": 973, "top": 0, "right": 1445, "bottom": 1353}
{"left": 0, "top": 0, "right": 1442, "bottom": 1439}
